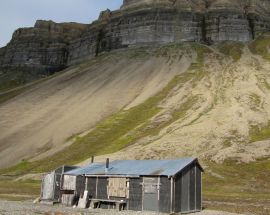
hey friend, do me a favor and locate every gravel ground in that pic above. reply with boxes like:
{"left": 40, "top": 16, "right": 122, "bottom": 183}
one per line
{"left": 0, "top": 200, "right": 245, "bottom": 215}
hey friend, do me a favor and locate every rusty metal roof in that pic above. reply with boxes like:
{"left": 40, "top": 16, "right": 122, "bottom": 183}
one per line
{"left": 65, "top": 158, "right": 203, "bottom": 177}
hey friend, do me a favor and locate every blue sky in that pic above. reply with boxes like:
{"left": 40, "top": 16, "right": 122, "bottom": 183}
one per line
{"left": 0, "top": 0, "right": 123, "bottom": 48}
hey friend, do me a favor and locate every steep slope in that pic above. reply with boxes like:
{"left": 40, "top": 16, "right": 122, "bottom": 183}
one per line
{"left": 1, "top": 36, "right": 270, "bottom": 174}
{"left": 99, "top": 44, "right": 270, "bottom": 163}
{"left": 0, "top": 47, "right": 191, "bottom": 168}
{"left": 1, "top": 38, "right": 270, "bottom": 215}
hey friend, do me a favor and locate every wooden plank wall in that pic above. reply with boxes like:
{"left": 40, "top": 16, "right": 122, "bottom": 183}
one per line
{"left": 86, "top": 177, "right": 97, "bottom": 198}
{"left": 195, "top": 165, "right": 202, "bottom": 210}
{"left": 61, "top": 194, "right": 76, "bottom": 206}
{"left": 96, "top": 177, "right": 108, "bottom": 199}
{"left": 189, "top": 163, "right": 196, "bottom": 211}
{"left": 159, "top": 176, "right": 171, "bottom": 213}
{"left": 174, "top": 173, "right": 182, "bottom": 212}
{"left": 76, "top": 176, "right": 86, "bottom": 197}
{"left": 107, "top": 178, "right": 128, "bottom": 198}
{"left": 54, "top": 174, "right": 62, "bottom": 201}
{"left": 181, "top": 166, "right": 190, "bottom": 212}
{"left": 41, "top": 172, "right": 55, "bottom": 200}
{"left": 62, "top": 175, "right": 76, "bottom": 190}
{"left": 128, "top": 178, "right": 142, "bottom": 211}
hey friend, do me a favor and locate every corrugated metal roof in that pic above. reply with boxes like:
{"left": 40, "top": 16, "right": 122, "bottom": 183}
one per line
{"left": 65, "top": 163, "right": 104, "bottom": 176}
{"left": 65, "top": 158, "right": 202, "bottom": 177}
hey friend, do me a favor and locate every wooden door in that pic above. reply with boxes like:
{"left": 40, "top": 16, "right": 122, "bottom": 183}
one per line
{"left": 143, "top": 177, "right": 159, "bottom": 212}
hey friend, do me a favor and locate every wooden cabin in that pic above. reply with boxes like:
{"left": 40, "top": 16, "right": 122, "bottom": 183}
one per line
{"left": 61, "top": 158, "right": 204, "bottom": 213}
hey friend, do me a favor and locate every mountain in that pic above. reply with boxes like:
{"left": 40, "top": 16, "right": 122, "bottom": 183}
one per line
{"left": 1, "top": 36, "right": 270, "bottom": 169}
{"left": 1, "top": 37, "right": 270, "bottom": 214}
{"left": 0, "top": 0, "right": 270, "bottom": 92}
{"left": 0, "top": 1, "right": 270, "bottom": 214}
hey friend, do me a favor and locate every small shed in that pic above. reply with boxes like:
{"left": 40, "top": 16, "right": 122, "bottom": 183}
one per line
{"left": 40, "top": 165, "right": 78, "bottom": 203}
{"left": 64, "top": 158, "right": 204, "bottom": 213}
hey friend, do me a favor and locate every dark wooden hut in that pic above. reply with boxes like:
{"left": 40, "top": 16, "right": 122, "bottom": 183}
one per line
{"left": 62, "top": 158, "right": 204, "bottom": 213}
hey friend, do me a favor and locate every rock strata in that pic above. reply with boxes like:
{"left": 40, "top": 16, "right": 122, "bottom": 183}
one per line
{"left": 0, "top": 0, "right": 270, "bottom": 73}
{"left": 0, "top": 20, "right": 87, "bottom": 73}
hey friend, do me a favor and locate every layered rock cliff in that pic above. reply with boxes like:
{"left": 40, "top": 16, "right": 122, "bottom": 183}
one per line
{"left": 0, "top": 0, "right": 270, "bottom": 76}
{"left": 0, "top": 20, "right": 87, "bottom": 71}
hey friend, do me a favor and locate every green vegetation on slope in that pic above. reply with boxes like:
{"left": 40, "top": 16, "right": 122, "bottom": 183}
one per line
{"left": 218, "top": 41, "right": 244, "bottom": 62}
{"left": 0, "top": 42, "right": 270, "bottom": 215}
{"left": 204, "top": 158, "right": 270, "bottom": 215}
{"left": 204, "top": 159, "right": 270, "bottom": 199}
{"left": 0, "top": 73, "right": 196, "bottom": 175}
{"left": 0, "top": 43, "right": 211, "bottom": 176}
{"left": 249, "top": 121, "right": 270, "bottom": 142}
{"left": 0, "top": 179, "right": 40, "bottom": 201}
{"left": 249, "top": 33, "right": 270, "bottom": 61}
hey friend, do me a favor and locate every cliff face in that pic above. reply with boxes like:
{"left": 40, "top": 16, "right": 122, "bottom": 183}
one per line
{"left": 205, "top": 1, "right": 252, "bottom": 42}
{"left": 0, "top": 20, "right": 87, "bottom": 72}
{"left": 0, "top": 0, "right": 270, "bottom": 74}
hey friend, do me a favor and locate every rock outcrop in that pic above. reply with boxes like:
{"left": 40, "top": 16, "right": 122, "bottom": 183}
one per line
{"left": 1, "top": 0, "right": 270, "bottom": 74}
{"left": 205, "top": 0, "right": 252, "bottom": 42}
{"left": 1, "top": 20, "right": 87, "bottom": 72}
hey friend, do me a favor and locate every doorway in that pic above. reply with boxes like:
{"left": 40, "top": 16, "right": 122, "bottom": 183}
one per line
{"left": 143, "top": 177, "right": 159, "bottom": 211}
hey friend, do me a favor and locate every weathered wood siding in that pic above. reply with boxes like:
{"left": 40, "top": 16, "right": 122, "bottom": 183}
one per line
{"left": 86, "top": 177, "right": 97, "bottom": 198}
{"left": 189, "top": 163, "right": 196, "bottom": 211}
{"left": 54, "top": 173, "right": 62, "bottom": 201}
{"left": 196, "top": 165, "right": 202, "bottom": 211}
{"left": 174, "top": 163, "right": 202, "bottom": 213}
{"left": 41, "top": 172, "right": 55, "bottom": 200}
{"left": 159, "top": 176, "right": 171, "bottom": 213}
{"left": 174, "top": 173, "right": 182, "bottom": 212}
{"left": 181, "top": 166, "right": 190, "bottom": 212}
{"left": 61, "top": 194, "right": 76, "bottom": 206}
{"left": 96, "top": 177, "right": 108, "bottom": 199}
{"left": 76, "top": 176, "right": 85, "bottom": 197}
{"left": 108, "top": 178, "right": 128, "bottom": 198}
{"left": 128, "top": 178, "right": 142, "bottom": 211}
{"left": 62, "top": 175, "right": 76, "bottom": 190}
{"left": 57, "top": 161, "right": 203, "bottom": 213}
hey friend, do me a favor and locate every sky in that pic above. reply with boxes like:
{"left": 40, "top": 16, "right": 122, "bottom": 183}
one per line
{"left": 0, "top": 0, "right": 123, "bottom": 48}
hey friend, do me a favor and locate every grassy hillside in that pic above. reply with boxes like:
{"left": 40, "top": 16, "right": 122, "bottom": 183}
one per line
{"left": 203, "top": 158, "right": 270, "bottom": 214}
{"left": 0, "top": 179, "right": 40, "bottom": 201}
{"left": 0, "top": 37, "right": 270, "bottom": 214}
{"left": 0, "top": 43, "right": 209, "bottom": 175}
{"left": 249, "top": 33, "right": 270, "bottom": 61}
